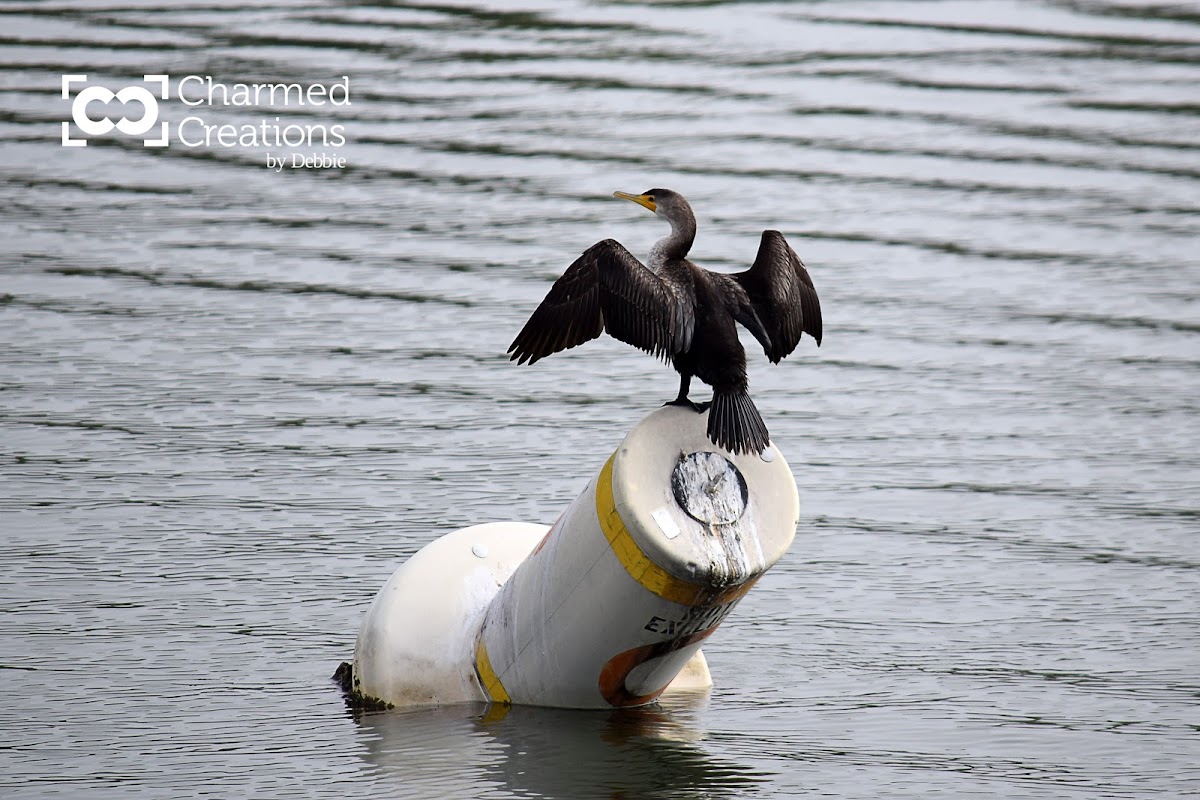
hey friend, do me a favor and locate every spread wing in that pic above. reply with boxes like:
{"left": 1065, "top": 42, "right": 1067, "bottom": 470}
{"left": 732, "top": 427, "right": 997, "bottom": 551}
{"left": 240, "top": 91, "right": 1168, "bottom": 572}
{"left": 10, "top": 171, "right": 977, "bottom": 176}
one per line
{"left": 733, "top": 230, "right": 822, "bottom": 363}
{"left": 508, "top": 239, "right": 691, "bottom": 365}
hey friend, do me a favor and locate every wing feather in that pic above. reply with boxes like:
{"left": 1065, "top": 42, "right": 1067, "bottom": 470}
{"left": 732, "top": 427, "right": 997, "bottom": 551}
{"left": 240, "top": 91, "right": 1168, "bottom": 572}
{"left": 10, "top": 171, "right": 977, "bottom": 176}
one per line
{"left": 733, "top": 230, "right": 822, "bottom": 363}
{"left": 508, "top": 239, "right": 685, "bottom": 365}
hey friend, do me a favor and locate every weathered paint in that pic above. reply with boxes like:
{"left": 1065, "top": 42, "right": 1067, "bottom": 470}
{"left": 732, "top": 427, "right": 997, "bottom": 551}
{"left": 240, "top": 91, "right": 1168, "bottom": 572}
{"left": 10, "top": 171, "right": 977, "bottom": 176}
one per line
{"left": 353, "top": 405, "right": 799, "bottom": 709}
{"left": 474, "top": 405, "right": 799, "bottom": 709}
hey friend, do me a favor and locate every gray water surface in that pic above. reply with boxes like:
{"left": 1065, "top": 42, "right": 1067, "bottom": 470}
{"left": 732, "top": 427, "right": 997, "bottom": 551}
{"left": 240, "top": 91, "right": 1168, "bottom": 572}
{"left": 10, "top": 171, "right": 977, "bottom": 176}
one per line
{"left": 2, "top": 1, "right": 1198, "bottom": 798}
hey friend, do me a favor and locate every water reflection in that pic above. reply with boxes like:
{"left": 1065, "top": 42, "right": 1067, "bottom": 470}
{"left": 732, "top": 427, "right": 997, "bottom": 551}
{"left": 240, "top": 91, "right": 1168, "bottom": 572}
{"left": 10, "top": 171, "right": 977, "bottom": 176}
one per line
{"left": 354, "top": 695, "right": 769, "bottom": 799}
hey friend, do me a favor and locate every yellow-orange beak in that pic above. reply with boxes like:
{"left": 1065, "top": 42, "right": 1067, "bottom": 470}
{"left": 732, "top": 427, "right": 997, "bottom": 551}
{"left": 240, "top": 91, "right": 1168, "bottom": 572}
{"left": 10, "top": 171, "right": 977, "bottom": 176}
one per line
{"left": 613, "top": 191, "right": 656, "bottom": 213}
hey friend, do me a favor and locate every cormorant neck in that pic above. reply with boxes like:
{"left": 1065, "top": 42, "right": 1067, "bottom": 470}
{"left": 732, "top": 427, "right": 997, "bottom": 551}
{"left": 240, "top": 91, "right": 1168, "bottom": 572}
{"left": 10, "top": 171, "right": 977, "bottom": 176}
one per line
{"left": 649, "top": 210, "right": 696, "bottom": 268}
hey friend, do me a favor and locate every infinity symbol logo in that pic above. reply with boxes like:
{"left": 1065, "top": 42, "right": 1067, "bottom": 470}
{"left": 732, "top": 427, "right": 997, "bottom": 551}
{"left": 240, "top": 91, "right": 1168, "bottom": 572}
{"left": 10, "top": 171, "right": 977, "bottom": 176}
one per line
{"left": 62, "top": 75, "right": 169, "bottom": 147}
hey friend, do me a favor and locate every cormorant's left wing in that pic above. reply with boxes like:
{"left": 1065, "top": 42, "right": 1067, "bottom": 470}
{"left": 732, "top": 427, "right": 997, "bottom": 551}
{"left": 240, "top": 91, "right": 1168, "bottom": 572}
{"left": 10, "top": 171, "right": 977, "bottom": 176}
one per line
{"left": 733, "top": 230, "right": 822, "bottom": 363}
{"left": 508, "top": 238, "right": 689, "bottom": 365}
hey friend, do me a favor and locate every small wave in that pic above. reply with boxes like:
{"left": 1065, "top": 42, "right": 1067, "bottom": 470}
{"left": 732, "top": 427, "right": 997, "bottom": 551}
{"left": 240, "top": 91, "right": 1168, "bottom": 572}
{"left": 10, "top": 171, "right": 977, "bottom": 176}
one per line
{"left": 43, "top": 265, "right": 473, "bottom": 307}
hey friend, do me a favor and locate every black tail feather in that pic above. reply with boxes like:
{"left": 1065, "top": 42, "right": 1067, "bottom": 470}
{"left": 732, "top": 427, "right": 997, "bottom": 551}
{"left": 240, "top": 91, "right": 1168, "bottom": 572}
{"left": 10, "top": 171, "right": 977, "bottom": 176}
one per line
{"left": 707, "top": 390, "right": 770, "bottom": 455}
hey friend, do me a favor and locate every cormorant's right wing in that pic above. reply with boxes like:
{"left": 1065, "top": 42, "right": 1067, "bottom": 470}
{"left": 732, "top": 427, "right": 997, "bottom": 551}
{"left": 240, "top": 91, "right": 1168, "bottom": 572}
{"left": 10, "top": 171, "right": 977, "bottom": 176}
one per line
{"left": 733, "top": 230, "right": 822, "bottom": 363}
{"left": 508, "top": 239, "right": 690, "bottom": 365}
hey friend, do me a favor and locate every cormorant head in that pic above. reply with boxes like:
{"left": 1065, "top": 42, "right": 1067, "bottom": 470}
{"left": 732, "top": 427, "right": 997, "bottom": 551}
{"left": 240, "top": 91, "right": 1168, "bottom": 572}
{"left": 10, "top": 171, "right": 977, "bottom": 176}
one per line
{"left": 613, "top": 188, "right": 694, "bottom": 227}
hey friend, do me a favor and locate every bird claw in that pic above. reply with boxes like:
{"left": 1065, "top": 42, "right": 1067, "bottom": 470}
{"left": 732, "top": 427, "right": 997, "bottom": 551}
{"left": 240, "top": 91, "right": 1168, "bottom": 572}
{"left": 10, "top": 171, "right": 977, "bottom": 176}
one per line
{"left": 663, "top": 398, "right": 707, "bottom": 414}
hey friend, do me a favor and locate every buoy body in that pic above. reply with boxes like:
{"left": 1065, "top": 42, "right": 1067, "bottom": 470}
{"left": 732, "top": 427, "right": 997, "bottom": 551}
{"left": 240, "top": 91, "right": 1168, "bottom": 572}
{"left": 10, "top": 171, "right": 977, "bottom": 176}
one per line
{"left": 353, "top": 522, "right": 547, "bottom": 706}
{"left": 352, "top": 405, "right": 799, "bottom": 709}
{"left": 473, "top": 405, "right": 799, "bottom": 709}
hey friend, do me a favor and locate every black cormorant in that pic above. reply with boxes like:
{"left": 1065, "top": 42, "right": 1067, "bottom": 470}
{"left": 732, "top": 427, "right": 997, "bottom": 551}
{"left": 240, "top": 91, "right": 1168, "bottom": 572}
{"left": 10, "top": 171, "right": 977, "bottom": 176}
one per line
{"left": 508, "top": 189, "right": 822, "bottom": 455}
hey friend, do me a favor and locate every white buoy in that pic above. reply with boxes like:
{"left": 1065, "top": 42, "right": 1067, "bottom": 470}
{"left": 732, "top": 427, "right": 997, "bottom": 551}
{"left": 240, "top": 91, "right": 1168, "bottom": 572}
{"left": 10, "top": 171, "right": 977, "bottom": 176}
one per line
{"left": 352, "top": 405, "right": 799, "bottom": 709}
{"left": 351, "top": 521, "right": 546, "bottom": 707}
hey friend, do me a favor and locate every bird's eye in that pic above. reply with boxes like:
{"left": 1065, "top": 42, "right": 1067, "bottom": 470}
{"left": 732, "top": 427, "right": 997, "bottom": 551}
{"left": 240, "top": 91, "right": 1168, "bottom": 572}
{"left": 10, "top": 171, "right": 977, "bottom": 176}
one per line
{"left": 647, "top": 195, "right": 655, "bottom": 202}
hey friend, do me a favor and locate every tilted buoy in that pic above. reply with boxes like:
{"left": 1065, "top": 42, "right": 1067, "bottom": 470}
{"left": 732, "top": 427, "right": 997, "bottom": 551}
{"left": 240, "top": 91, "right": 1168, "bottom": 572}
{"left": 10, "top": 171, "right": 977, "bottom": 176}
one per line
{"left": 350, "top": 405, "right": 799, "bottom": 710}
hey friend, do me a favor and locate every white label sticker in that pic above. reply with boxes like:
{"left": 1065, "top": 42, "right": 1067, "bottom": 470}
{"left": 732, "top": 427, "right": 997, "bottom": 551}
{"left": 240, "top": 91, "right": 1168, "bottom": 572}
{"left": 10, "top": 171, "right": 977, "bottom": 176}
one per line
{"left": 652, "top": 508, "right": 681, "bottom": 539}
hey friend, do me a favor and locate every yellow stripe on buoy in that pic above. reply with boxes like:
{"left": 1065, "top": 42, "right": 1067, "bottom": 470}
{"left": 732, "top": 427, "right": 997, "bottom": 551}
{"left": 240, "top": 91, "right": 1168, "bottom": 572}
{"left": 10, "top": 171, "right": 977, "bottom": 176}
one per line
{"left": 473, "top": 637, "right": 511, "bottom": 704}
{"left": 595, "top": 453, "right": 757, "bottom": 607}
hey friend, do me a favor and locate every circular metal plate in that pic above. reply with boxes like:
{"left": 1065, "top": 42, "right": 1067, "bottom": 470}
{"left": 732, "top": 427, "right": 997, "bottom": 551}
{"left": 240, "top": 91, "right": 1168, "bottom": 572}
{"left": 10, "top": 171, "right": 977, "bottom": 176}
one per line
{"left": 670, "top": 451, "right": 748, "bottom": 525}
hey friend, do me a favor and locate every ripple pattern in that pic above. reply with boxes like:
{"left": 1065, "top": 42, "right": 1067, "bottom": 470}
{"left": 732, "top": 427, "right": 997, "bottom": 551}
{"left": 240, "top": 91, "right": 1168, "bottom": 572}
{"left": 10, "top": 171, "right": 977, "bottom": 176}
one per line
{"left": 1, "top": 1, "right": 1198, "bottom": 798}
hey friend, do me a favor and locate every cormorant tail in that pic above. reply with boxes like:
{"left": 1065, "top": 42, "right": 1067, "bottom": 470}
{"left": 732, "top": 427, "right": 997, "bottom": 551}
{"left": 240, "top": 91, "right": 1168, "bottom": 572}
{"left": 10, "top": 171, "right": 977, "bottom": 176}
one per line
{"left": 708, "top": 390, "right": 770, "bottom": 455}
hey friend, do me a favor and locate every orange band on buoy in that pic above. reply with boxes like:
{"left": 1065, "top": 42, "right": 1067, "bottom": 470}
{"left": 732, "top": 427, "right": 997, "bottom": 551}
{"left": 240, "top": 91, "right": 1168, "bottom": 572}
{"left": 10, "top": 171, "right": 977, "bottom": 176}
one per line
{"left": 598, "top": 626, "right": 719, "bottom": 707}
{"left": 595, "top": 453, "right": 758, "bottom": 607}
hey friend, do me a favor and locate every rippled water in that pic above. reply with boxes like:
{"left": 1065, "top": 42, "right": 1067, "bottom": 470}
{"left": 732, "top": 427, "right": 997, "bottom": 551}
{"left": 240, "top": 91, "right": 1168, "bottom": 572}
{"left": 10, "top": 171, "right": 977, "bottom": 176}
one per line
{"left": 2, "top": 1, "right": 1198, "bottom": 797}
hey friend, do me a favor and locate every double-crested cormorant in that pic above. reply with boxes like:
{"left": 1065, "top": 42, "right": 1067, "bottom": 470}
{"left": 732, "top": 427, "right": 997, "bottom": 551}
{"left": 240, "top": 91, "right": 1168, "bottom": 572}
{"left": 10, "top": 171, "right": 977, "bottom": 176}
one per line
{"left": 508, "top": 189, "right": 822, "bottom": 455}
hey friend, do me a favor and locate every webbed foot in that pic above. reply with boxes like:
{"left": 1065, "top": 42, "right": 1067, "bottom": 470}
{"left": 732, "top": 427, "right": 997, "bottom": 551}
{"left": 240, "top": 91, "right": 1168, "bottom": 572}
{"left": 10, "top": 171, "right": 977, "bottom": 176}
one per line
{"left": 663, "top": 398, "right": 705, "bottom": 413}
